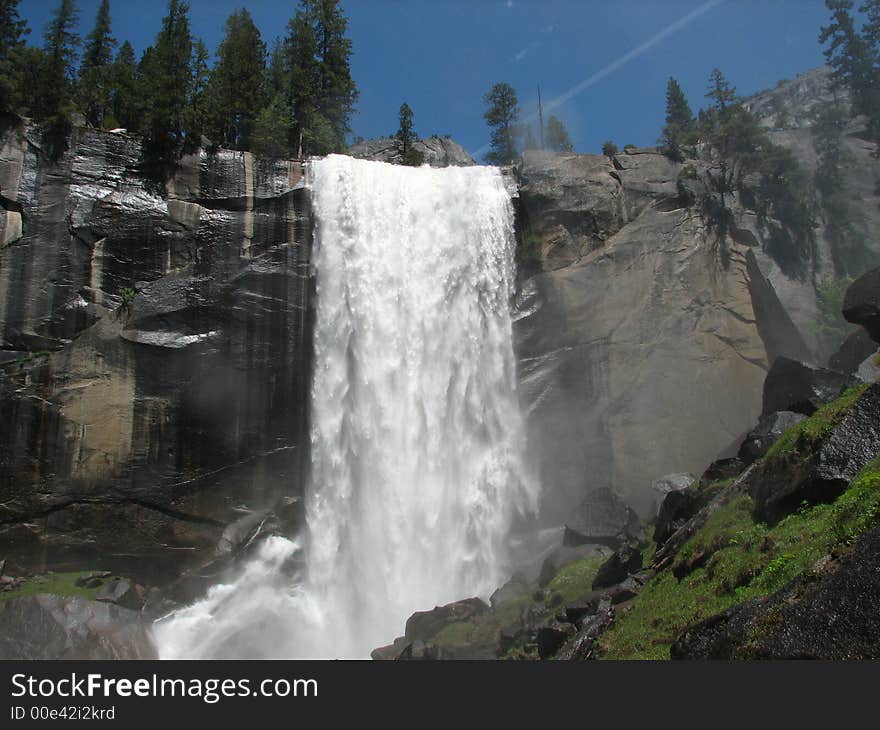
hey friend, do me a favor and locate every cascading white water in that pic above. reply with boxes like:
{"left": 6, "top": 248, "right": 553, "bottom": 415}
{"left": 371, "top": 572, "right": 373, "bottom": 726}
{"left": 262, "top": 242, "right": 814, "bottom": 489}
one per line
{"left": 154, "top": 154, "right": 537, "bottom": 658}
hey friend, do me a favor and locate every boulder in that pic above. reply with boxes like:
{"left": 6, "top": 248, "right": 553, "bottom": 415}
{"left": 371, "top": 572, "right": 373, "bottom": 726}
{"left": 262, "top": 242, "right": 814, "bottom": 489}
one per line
{"left": 536, "top": 542, "right": 608, "bottom": 588}
{"left": 592, "top": 544, "right": 643, "bottom": 589}
{"left": 563, "top": 488, "right": 643, "bottom": 548}
{"left": 75, "top": 571, "right": 112, "bottom": 589}
{"left": 737, "top": 411, "right": 807, "bottom": 464}
{"left": 751, "top": 383, "right": 880, "bottom": 524}
{"left": 535, "top": 621, "right": 577, "bottom": 659}
{"left": 649, "top": 473, "right": 696, "bottom": 519}
{"left": 404, "top": 597, "right": 489, "bottom": 642}
{"left": 830, "top": 328, "right": 878, "bottom": 375}
{"left": 761, "top": 356, "right": 854, "bottom": 416}
{"left": 95, "top": 578, "right": 145, "bottom": 610}
{"left": 672, "top": 525, "right": 880, "bottom": 659}
{"left": 842, "top": 267, "right": 880, "bottom": 342}
{"left": 654, "top": 488, "right": 704, "bottom": 548}
{"left": 700, "top": 457, "right": 745, "bottom": 484}
{"left": 555, "top": 599, "right": 614, "bottom": 660}
{"left": 0, "top": 594, "right": 156, "bottom": 659}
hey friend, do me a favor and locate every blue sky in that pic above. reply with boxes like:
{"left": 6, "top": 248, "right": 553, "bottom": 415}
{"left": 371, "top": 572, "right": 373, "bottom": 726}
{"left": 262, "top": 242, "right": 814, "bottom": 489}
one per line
{"left": 19, "top": 0, "right": 838, "bottom": 158}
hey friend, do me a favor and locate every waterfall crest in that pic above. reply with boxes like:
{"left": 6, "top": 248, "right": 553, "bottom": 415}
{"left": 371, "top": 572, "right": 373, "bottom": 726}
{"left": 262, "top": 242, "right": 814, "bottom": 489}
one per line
{"left": 154, "top": 155, "right": 536, "bottom": 658}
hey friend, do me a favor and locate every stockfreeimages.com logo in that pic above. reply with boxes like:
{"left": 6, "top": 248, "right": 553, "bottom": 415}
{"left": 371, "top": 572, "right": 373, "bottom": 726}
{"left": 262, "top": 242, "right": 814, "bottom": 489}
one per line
{"left": 11, "top": 673, "right": 318, "bottom": 705}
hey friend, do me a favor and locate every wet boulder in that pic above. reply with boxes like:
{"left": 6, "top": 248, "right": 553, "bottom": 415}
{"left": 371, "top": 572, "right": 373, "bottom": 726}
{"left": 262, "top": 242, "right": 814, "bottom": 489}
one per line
{"left": 738, "top": 411, "right": 807, "bottom": 464}
{"left": 751, "top": 383, "right": 880, "bottom": 524}
{"left": 0, "top": 594, "right": 156, "bottom": 659}
{"left": 842, "top": 267, "right": 880, "bottom": 343}
{"left": 830, "top": 328, "right": 878, "bottom": 375}
{"left": 592, "top": 544, "right": 643, "bottom": 589}
{"left": 649, "top": 473, "right": 696, "bottom": 519}
{"left": 761, "top": 357, "right": 854, "bottom": 416}
{"left": 563, "top": 488, "right": 643, "bottom": 549}
{"left": 404, "top": 597, "right": 489, "bottom": 642}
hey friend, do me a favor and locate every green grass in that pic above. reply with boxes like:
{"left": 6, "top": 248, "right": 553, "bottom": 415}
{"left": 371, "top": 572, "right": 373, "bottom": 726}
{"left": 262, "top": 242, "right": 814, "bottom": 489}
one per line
{"left": 599, "top": 456, "right": 880, "bottom": 659}
{"left": 763, "top": 384, "right": 869, "bottom": 464}
{"left": 430, "top": 556, "right": 605, "bottom": 656}
{"left": 0, "top": 571, "right": 107, "bottom": 603}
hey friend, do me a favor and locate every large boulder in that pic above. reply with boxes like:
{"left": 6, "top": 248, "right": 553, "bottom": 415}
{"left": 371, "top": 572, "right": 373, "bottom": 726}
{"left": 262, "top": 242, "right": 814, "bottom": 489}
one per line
{"left": 403, "top": 597, "right": 489, "bottom": 642}
{"left": 751, "top": 382, "right": 880, "bottom": 524}
{"left": 672, "top": 525, "right": 880, "bottom": 659}
{"left": 0, "top": 594, "right": 156, "bottom": 659}
{"left": 761, "top": 356, "right": 854, "bottom": 416}
{"left": 842, "top": 267, "right": 880, "bottom": 343}
{"left": 563, "top": 488, "right": 643, "bottom": 548}
{"left": 737, "top": 410, "right": 807, "bottom": 464}
{"left": 592, "top": 544, "right": 643, "bottom": 589}
{"left": 829, "top": 328, "right": 878, "bottom": 375}
{"left": 648, "top": 473, "right": 696, "bottom": 519}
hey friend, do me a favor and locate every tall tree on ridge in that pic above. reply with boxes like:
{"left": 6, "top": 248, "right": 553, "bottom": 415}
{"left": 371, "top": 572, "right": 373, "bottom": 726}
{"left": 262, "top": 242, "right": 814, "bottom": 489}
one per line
{"left": 36, "top": 0, "right": 80, "bottom": 127}
{"left": 204, "top": 8, "right": 266, "bottom": 149}
{"left": 660, "top": 77, "right": 695, "bottom": 161}
{"left": 545, "top": 115, "right": 573, "bottom": 152}
{"left": 78, "top": 0, "right": 116, "bottom": 128}
{"left": 483, "top": 82, "right": 520, "bottom": 165}
{"left": 0, "top": 0, "right": 30, "bottom": 114}
{"left": 395, "top": 101, "right": 423, "bottom": 165}
{"left": 107, "top": 40, "right": 137, "bottom": 130}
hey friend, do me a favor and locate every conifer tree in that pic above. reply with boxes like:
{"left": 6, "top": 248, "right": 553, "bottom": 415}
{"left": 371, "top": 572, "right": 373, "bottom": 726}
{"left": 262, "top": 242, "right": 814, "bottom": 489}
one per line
{"left": 660, "top": 77, "right": 695, "bottom": 160}
{"left": 36, "top": 0, "right": 80, "bottom": 126}
{"left": 107, "top": 40, "right": 137, "bottom": 130}
{"left": 545, "top": 115, "right": 573, "bottom": 152}
{"left": 184, "top": 38, "right": 209, "bottom": 147}
{"left": 0, "top": 0, "right": 29, "bottom": 114}
{"left": 395, "top": 101, "right": 423, "bottom": 165}
{"left": 204, "top": 8, "right": 266, "bottom": 149}
{"left": 78, "top": 0, "right": 116, "bottom": 128}
{"left": 483, "top": 82, "right": 520, "bottom": 165}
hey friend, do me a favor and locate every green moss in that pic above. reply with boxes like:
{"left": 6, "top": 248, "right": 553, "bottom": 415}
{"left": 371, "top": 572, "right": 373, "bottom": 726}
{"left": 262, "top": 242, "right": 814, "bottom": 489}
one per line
{"left": 544, "top": 556, "right": 605, "bottom": 603}
{"left": 600, "top": 456, "right": 880, "bottom": 659}
{"left": 764, "top": 384, "right": 869, "bottom": 464}
{"left": 0, "top": 571, "right": 107, "bottom": 603}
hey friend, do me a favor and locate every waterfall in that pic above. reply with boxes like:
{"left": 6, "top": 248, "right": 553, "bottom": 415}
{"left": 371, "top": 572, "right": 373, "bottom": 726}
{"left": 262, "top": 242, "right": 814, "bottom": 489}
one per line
{"left": 154, "top": 154, "right": 537, "bottom": 659}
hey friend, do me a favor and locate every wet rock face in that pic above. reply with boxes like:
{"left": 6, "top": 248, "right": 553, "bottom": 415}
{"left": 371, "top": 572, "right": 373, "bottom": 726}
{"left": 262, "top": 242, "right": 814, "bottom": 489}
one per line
{"left": 761, "top": 357, "right": 854, "bottom": 416}
{"left": 0, "top": 594, "right": 156, "bottom": 659}
{"left": 0, "top": 118, "right": 312, "bottom": 583}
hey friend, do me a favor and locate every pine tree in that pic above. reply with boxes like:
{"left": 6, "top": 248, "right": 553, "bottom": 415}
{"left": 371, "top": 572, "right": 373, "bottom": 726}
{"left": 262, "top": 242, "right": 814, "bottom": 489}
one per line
{"left": 545, "top": 115, "right": 573, "bottom": 152}
{"left": 483, "top": 82, "right": 520, "bottom": 165}
{"left": 601, "top": 140, "right": 618, "bottom": 158}
{"left": 0, "top": 0, "right": 29, "bottom": 114}
{"left": 203, "top": 9, "right": 266, "bottom": 149}
{"left": 36, "top": 0, "right": 80, "bottom": 126}
{"left": 252, "top": 93, "right": 294, "bottom": 158}
{"left": 78, "top": 0, "right": 116, "bottom": 128}
{"left": 285, "top": 0, "right": 358, "bottom": 156}
{"left": 706, "top": 68, "right": 736, "bottom": 115}
{"left": 141, "top": 0, "right": 193, "bottom": 180}
{"left": 820, "top": 0, "right": 880, "bottom": 139}
{"left": 184, "top": 38, "right": 209, "bottom": 148}
{"left": 660, "top": 77, "right": 695, "bottom": 161}
{"left": 107, "top": 40, "right": 137, "bottom": 130}
{"left": 395, "top": 101, "right": 423, "bottom": 165}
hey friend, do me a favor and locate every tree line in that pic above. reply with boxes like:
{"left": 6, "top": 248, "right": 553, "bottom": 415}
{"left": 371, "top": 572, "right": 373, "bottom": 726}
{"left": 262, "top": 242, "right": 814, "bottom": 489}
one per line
{"left": 0, "top": 0, "right": 357, "bottom": 178}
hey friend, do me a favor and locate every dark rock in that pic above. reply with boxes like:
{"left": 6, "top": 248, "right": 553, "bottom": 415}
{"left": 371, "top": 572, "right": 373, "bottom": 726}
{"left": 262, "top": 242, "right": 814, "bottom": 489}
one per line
{"left": 842, "top": 267, "right": 880, "bottom": 342}
{"left": 535, "top": 621, "right": 577, "bottom": 659}
{"left": 608, "top": 577, "right": 641, "bottom": 605}
{"left": 700, "top": 457, "right": 745, "bottom": 484}
{"left": 397, "top": 640, "right": 439, "bottom": 660}
{"left": 761, "top": 356, "right": 854, "bottom": 416}
{"left": 830, "top": 328, "right": 878, "bottom": 374}
{"left": 737, "top": 411, "right": 807, "bottom": 464}
{"left": 489, "top": 575, "right": 530, "bottom": 608}
{"left": 559, "top": 600, "right": 600, "bottom": 626}
{"left": 672, "top": 526, "right": 880, "bottom": 659}
{"left": 0, "top": 594, "right": 156, "bottom": 659}
{"left": 404, "top": 597, "right": 489, "bottom": 642}
{"left": 555, "top": 599, "right": 614, "bottom": 660}
{"left": 751, "top": 382, "right": 880, "bottom": 524}
{"left": 95, "top": 579, "right": 145, "bottom": 611}
{"left": 563, "top": 488, "right": 643, "bottom": 549}
{"left": 75, "top": 571, "right": 112, "bottom": 589}
{"left": 649, "top": 473, "right": 696, "bottom": 518}
{"left": 654, "top": 488, "right": 704, "bottom": 548}
{"left": 592, "top": 544, "right": 643, "bottom": 590}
